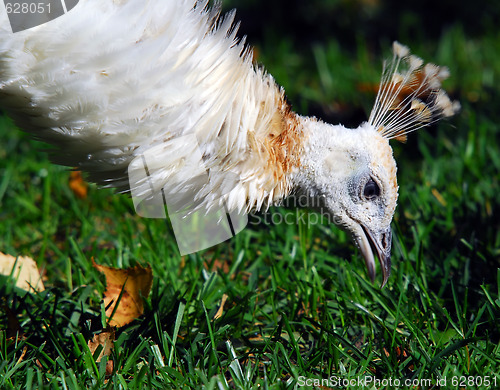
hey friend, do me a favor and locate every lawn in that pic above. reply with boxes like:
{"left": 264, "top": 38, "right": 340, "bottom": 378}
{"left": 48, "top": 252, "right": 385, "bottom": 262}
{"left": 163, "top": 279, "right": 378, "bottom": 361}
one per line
{"left": 1, "top": 0, "right": 499, "bottom": 388}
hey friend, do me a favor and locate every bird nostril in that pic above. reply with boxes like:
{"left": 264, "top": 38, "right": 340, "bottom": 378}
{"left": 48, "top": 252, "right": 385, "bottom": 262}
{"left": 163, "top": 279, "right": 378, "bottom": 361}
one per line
{"left": 381, "top": 233, "right": 388, "bottom": 250}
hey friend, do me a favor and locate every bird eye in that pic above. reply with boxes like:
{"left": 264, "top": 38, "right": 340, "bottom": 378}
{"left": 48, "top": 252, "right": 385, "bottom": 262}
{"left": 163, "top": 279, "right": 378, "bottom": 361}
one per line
{"left": 363, "top": 178, "right": 380, "bottom": 200}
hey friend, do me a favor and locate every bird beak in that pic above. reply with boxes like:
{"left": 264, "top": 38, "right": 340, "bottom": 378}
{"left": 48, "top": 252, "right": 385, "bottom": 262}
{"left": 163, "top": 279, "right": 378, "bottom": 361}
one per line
{"left": 355, "top": 225, "right": 392, "bottom": 287}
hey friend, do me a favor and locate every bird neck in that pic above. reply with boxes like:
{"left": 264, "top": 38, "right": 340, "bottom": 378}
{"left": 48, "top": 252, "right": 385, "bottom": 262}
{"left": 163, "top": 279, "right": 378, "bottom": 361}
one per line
{"left": 285, "top": 120, "right": 352, "bottom": 203}
{"left": 234, "top": 92, "right": 305, "bottom": 211}
{"left": 238, "top": 100, "right": 355, "bottom": 213}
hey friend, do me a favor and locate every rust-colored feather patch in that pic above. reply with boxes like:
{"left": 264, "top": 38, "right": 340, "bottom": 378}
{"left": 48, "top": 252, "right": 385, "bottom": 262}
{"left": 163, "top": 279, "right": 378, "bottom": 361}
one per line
{"left": 240, "top": 90, "right": 305, "bottom": 210}
{"left": 265, "top": 98, "right": 302, "bottom": 175}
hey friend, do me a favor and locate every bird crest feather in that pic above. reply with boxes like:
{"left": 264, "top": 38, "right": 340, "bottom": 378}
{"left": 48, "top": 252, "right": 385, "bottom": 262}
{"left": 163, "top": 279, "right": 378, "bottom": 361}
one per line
{"left": 369, "top": 41, "right": 460, "bottom": 142}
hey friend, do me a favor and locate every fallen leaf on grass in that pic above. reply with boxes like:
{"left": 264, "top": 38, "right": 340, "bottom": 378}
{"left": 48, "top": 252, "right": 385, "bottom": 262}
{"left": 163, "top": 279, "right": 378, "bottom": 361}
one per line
{"left": 214, "top": 293, "right": 228, "bottom": 320}
{"left": 0, "top": 252, "right": 45, "bottom": 292}
{"left": 93, "top": 260, "right": 153, "bottom": 327}
{"left": 203, "top": 257, "right": 230, "bottom": 273}
{"left": 69, "top": 170, "right": 88, "bottom": 199}
{"left": 88, "top": 328, "right": 115, "bottom": 375}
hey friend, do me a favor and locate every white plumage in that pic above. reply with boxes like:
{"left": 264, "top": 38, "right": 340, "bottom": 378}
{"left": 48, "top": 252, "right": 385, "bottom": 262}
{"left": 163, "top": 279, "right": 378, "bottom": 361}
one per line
{"left": 0, "top": 0, "right": 458, "bottom": 285}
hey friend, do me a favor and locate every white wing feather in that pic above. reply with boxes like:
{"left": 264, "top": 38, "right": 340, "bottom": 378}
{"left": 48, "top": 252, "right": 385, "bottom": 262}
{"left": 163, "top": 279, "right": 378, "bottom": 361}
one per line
{"left": 0, "top": 0, "right": 286, "bottom": 211}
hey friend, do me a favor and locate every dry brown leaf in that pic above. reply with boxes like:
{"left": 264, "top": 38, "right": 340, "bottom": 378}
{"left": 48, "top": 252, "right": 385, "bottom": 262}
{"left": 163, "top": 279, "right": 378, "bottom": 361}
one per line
{"left": 214, "top": 293, "right": 228, "bottom": 320}
{"left": 88, "top": 328, "right": 115, "bottom": 375}
{"left": 0, "top": 252, "right": 45, "bottom": 292}
{"left": 93, "top": 260, "right": 153, "bottom": 327}
{"left": 203, "top": 257, "right": 230, "bottom": 273}
{"left": 69, "top": 170, "right": 88, "bottom": 199}
{"left": 88, "top": 329, "right": 115, "bottom": 360}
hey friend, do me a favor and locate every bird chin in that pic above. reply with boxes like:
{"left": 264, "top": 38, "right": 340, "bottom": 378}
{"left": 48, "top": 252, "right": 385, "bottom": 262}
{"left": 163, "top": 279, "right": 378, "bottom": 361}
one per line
{"left": 354, "top": 225, "right": 392, "bottom": 288}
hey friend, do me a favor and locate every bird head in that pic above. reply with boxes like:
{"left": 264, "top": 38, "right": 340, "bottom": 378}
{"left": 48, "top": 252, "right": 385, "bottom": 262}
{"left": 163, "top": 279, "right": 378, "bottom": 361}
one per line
{"left": 297, "top": 121, "right": 397, "bottom": 287}
{"left": 295, "top": 42, "right": 459, "bottom": 286}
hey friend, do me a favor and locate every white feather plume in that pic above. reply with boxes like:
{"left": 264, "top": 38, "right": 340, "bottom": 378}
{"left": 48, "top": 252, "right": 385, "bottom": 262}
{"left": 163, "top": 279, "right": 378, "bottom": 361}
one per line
{"left": 369, "top": 41, "right": 460, "bottom": 141}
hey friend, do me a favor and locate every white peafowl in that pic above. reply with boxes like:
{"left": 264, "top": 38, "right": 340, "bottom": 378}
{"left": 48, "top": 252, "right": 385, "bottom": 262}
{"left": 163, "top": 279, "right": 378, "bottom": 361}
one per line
{"left": 0, "top": 0, "right": 459, "bottom": 286}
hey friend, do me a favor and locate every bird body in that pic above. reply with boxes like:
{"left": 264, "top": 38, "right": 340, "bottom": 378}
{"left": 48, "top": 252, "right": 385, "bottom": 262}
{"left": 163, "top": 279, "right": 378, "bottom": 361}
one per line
{"left": 0, "top": 0, "right": 298, "bottom": 212}
{"left": 0, "top": 0, "right": 458, "bottom": 284}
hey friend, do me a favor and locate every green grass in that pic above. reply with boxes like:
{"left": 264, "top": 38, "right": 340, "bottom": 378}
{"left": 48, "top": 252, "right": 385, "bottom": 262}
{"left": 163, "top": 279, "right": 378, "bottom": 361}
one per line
{"left": 1, "top": 1, "right": 500, "bottom": 388}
